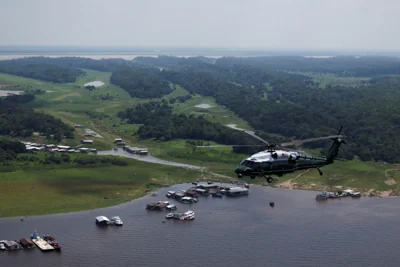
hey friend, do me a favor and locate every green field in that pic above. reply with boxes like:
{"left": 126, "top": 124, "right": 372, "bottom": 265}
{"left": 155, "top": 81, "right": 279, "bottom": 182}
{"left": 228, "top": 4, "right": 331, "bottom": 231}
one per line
{"left": 1, "top": 68, "right": 400, "bottom": 219}
{"left": 0, "top": 154, "right": 232, "bottom": 218}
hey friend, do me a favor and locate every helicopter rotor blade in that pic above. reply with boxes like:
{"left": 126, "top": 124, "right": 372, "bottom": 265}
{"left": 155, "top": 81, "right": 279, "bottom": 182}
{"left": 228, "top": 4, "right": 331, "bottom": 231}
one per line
{"left": 280, "top": 134, "right": 343, "bottom": 147}
{"left": 196, "top": 145, "right": 267, "bottom": 148}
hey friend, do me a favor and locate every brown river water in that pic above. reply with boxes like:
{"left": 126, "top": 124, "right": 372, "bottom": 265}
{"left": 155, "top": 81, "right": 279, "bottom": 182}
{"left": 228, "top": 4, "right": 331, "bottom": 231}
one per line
{"left": 1, "top": 183, "right": 400, "bottom": 267}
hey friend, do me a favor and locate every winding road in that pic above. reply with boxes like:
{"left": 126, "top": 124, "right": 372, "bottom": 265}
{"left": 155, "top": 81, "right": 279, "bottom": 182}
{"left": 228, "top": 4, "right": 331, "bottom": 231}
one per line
{"left": 97, "top": 149, "right": 204, "bottom": 169}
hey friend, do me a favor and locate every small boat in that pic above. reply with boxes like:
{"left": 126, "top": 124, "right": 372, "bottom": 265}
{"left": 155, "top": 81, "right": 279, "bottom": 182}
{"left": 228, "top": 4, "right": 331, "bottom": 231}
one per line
{"left": 316, "top": 191, "right": 329, "bottom": 201}
{"left": 111, "top": 216, "right": 123, "bottom": 226}
{"left": 351, "top": 192, "right": 361, "bottom": 198}
{"left": 43, "top": 235, "right": 61, "bottom": 251}
{"left": 269, "top": 202, "right": 275, "bottom": 207}
{"left": 166, "top": 191, "right": 175, "bottom": 198}
{"left": 1, "top": 240, "right": 22, "bottom": 251}
{"left": 180, "top": 210, "right": 195, "bottom": 220}
{"left": 166, "top": 204, "right": 177, "bottom": 211}
{"left": 165, "top": 213, "right": 181, "bottom": 219}
{"left": 0, "top": 243, "right": 5, "bottom": 251}
{"left": 212, "top": 192, "right": 222, "bottom": 198}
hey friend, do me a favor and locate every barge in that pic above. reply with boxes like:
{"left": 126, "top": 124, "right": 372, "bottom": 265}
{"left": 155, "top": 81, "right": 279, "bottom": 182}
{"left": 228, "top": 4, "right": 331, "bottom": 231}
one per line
{"left": 30, "top": 231, "right": 54, "bottom": 251}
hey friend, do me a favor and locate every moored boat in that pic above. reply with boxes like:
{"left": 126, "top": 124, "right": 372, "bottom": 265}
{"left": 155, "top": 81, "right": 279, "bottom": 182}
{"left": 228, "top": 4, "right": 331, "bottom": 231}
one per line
{"left": 30, "top": 231, "right": 54, "bottom": 251}
{"left": 180, "top": 210, "right": 195, "bottom": 220}
{"left": 111, "top": 216, "right": 123, "bottom": 226}
{"left": 43, "top": 235, "right": 61, "bottom": 251}
{"left": 351, "top": 192, "right": 361, "bottom": 197}
{"left": 316, "top": 191, "right": 329, "bottom": 201}
{"left": 19, "top": 238, "right": 35, "bottom": 249}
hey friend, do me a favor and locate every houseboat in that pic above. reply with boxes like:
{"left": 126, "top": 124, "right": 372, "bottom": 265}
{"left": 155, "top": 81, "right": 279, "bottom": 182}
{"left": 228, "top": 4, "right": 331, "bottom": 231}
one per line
{"left": 166, "top": 191, "right": 175, "bottom": 198}
{"left": 95, "top": 216, "right": 111, "bottom": 226}
{"left": 180, "top": 210, "right": 195, "bottom": 220}
{"left": 146, "top": 202, "right": 168, "bottom": 210}
{"left": 1, "top": 241, "right": 22, "bottom": 251}
{"left": 316, "top": 191, "right": 329, "bottom": 201}
{"left": 180, "top": 196, "right": 198, "bottom": 204}
{"left": 166, "top": 204, "right": 177, "bottom": 211}
{"left": 19, "top": 238, "right": 35, "bottom": 249}
{"left": 225, "top": 187, "right": 249, "bottom": 197}
{"left": 111, "top": 216, "right": 123, "bottom": 226}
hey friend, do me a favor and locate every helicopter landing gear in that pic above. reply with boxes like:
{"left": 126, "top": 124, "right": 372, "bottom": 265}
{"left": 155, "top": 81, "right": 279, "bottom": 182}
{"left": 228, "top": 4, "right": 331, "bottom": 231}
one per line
{"left": 317, "top": 167, "right": 323, "bottom": 176}
{"left": 265, "top": 176, "right": 274, "bottom": 183}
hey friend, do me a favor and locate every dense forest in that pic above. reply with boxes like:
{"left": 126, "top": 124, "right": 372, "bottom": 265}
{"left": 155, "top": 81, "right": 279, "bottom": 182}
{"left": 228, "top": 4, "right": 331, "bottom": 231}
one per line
{"left": 110, "top": 68, "right": 172, "bottom": 98}
{"left": 0, "top": 94, "right": 74, "bottom": 141}
{"left": 0, "top": 58, "right": 85, "bottom": 83}
{"left": 0, "top": 139, "right": 27, "bottom": 162}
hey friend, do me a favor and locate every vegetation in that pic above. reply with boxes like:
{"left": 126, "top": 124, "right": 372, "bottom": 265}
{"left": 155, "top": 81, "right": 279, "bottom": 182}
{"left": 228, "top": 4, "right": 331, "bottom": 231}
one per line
{"left": 0, "top": 153, "right": 213, "bottom": 218}
{"left": 110, "top": 67, "right": 173, "bottom": 98}
{"left": 0, "top": 57, "right": 85, "bottom": 83}
{"left": 0, "top": 94, "right": 74, "bottom": 141}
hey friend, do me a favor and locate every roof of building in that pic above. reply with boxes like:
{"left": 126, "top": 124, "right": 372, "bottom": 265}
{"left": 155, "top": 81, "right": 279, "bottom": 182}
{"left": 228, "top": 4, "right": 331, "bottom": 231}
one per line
{"left": 95, "top": 216, "right": 110, "bottom": 222}
{"left": 228, "top": 187, "right": 249, "bottom": 193}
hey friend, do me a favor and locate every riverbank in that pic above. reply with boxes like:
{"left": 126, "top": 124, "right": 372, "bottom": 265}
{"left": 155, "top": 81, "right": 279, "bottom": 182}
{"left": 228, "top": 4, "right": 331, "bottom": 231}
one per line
{"left": 0, "top": 155, "right": 234, "bottom": 218}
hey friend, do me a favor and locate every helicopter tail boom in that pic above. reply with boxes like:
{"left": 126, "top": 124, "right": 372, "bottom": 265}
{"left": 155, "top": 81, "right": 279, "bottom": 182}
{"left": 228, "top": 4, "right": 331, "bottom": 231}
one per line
{"left": 325, "top": 126, "right": 345, "bottom": 163}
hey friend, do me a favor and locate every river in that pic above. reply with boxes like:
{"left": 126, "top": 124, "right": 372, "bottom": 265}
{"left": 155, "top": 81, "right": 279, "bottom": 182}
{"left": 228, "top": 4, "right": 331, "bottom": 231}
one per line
{"left": 1, "top": 183, "right": 399, "bottom": 267}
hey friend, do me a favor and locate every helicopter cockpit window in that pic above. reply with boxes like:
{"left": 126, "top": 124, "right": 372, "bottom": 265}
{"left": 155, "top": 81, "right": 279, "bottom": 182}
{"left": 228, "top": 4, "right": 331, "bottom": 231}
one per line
{"left": 272, "top": 153, "right": 278, "bottom": 159}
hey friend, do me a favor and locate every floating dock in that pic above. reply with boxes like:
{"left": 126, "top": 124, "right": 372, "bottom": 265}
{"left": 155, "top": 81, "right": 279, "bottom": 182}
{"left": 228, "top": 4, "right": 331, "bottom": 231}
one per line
{"left": 31, "top": 237, "right": 54, "bottom": 251}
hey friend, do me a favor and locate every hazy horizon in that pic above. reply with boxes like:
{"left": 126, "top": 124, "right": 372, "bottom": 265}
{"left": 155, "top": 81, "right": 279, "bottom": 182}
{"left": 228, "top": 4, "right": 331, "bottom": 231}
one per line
{"left": 1, "top": 0, "right": 399, "bottom": 52}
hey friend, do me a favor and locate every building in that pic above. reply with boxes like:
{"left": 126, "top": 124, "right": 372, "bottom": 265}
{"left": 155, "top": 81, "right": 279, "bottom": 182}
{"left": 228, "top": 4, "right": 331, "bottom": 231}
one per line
{"left": 95, "top": 216, "right": 110, "bottom": 226}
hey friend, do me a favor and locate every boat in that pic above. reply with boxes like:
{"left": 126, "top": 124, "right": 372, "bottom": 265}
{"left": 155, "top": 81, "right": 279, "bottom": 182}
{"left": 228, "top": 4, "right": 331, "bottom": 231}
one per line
{"left": 19, "top": 238, "right": 35, "bottom": 249}
{"left": 351, "top": 192, "right": 361, "bottom": 198}
{"left": 212, "top": 192, "right": 222, "bottom": 198}
{"left": 166, "top": 191, "right": 175, "bottom": 198}
{"left": 1, "top": 240, "right": 22, "bottom": 251}
{"left": 43, "top": 235, "right": 61, "bottom": 251}
{"left": 111, "top": 216, "right": 123, "bottom": 226}
{"left": 316, "top": 191, "right": 329, "bottom": 201}
{"left": 0, "top": 243, "right": 5, "bottom": 251}
{"left": 180, "top": 196, "right": 198, "bottom": 204}
{"left": 180, "top": 210, "right": 195, "bottom": 220}
{"left": 225, "top": 187, "right": 249, "bottom": 197}
{"left": 30, "top": 231, "right": 54, "bottom": 251}
{"left": 95, "top": 216, "right": 111, "bottom": 226}
{"left": 166, "top": 204, "right": 177, "bottom": 211}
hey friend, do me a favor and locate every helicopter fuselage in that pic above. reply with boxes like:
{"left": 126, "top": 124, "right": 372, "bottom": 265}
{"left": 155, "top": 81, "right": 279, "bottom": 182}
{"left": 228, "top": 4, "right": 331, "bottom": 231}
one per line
{"left": 234, "top": 149, "right": 330, "bottom": 182}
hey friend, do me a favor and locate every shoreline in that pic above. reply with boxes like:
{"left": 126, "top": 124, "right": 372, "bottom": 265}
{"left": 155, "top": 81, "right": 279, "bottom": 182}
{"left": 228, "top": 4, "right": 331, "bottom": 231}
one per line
{"left": 0, "top": 179, "right": 394, "bottom": 220}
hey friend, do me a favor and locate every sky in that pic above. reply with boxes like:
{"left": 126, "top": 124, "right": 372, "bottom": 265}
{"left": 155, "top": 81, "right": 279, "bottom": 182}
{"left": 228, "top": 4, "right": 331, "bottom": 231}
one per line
{"left": 1, "top": 0, "right": 399, "bottom": 51}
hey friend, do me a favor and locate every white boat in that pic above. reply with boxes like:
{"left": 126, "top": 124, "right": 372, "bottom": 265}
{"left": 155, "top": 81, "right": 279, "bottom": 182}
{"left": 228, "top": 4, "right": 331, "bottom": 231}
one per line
{"left": 180, "top": 210, "right": 195, "bottom": 220}
{"left": 0, "top": 243, "right": 6, "bottom": 251}
{"left": 166, "top": 204, "right": 177, "bottom": 211}
{"left": 111, "top": 216, "right": 123, "bottom": 226}
{"left": 351, "top": 192, "right": 361, "bottom": 197}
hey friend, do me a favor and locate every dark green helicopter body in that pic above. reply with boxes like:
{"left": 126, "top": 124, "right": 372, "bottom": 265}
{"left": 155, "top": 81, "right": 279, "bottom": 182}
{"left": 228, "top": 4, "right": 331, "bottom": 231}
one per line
{"left": 199, "top": 126, "right": 346, "bottom": 184}
{"left": 234, "top": 134, "right": 345, "bottom": 183}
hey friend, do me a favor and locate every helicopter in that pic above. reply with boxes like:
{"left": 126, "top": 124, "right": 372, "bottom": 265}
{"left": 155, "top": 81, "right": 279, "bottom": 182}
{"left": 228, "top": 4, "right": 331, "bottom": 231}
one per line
{"left": 197, "top": 126, "right": 346, "bottom": 183}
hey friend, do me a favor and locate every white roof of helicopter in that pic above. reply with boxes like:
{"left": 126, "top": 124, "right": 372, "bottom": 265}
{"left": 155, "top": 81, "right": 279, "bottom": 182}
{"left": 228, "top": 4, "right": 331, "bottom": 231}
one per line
{"left": 246, "top": 149, "right": 301, "bottom": 162}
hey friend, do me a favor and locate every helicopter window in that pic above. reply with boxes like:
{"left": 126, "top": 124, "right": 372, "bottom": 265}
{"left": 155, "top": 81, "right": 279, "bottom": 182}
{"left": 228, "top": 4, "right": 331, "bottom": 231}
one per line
{"left": 272, "top": 153, "right": 278, "bottom": 159}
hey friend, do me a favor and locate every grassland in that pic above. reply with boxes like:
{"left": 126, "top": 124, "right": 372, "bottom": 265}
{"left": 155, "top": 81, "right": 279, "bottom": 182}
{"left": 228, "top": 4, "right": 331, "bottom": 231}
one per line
{"left": 0, "top": 153, "right": 233, "bottom": 218}
{"left": 0, "top": 68, "right": 400, "bottom": 219}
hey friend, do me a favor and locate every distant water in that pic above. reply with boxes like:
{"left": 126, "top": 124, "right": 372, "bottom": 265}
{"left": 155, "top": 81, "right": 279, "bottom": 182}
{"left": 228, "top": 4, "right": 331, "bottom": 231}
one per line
{"left": 1, "top": 184, "right": 400, "bottom": 267}
{"left": 83, "top": 81, "right": 105, "bottom": 87}
{"left": 0, "top": 90, "right": 24, "bottom": 97}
